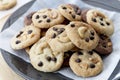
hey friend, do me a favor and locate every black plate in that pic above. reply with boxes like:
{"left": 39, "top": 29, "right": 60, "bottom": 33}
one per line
{"left": 1, "top": 0, "right": 120, "bottom": 80}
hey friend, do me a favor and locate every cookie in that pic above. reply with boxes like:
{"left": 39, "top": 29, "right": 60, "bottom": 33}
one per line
{"left": 24, "top": 12, "right": 36, "bottom": 26}
{"left": 58, "top": 4, "right": 81, "bottom": 21}
{"left": 45, "top": 25, "right": 75, "bottom": 53}
{"left": 29, "top": 37, "right": 64, "bottom": 72}
{"left": 0, "top": 0, "right": 17, "bottom": 10}
{"left": 32, "top": 8, "right": 64, "bottom": 28}
{"left": 94, "top": 34, "right": 113, "bottom": 55}
{"left": 10, "top": 25, "right": 41, "bottom": 50}
{"left": 81, "top": 9, "right": 114, "bottom": 37}
{"left": 66, "top": 21, "right": 99, "bottom": 50}
{"left": 69, "top": 50, "right": 103, "bottom": 77}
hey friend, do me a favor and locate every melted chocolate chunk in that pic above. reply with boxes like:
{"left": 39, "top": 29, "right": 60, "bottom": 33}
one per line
{"left": 78, "top": 51, "right": 83, "bottom": 55}
{"left": 38, "top": 61, "right": 43, "bottom": 67}
{"left": 16, "top": 40, "right": 21, "bottom": 44}
{"left": 28, "top": 30, "right": 32, "bottom": 34}
{"left": 53, "top": 27, "right": 58, "bottom": 31}
{"left": 75, "top": 58, "right": 81, "bottom": 63}
{"left": 100, "top": 22, "right": 104, "bottom": 26}
{"left": 70, "top": 24, "right": 75, "bottom": 27}
{"left": 72, "top": 14, "right": 76, "bottom": 19}
{"left": 62, "top": 6, "right": 67, "bottom": 9}
{"left": 90, "top": 36, "right": 94, "bottom": 40}
{"left": 51, "top": 33, "right": 56, "bottom": 38}
{"left": 36, "top": 15, "right": 40, "bottom": 19}
{"left": 106, "top": 22, "right": 110, "bottom": 26}
{"left": 100, "top": 17, "right": 103, "bottom": 21}
{"left": 90, "top": 31, "right": 94, "bottom": 36}
{"left": 92, "top": 18, "right": 97, "bottom": 22}
{"left": 46, "top": 19, "right": 51, "bottom": 23}
{"left": 52, "top": 57, "right": 57, "bottom": 62}
{"left": 16, "top": 31, "right": 23, "bottom": 38}
{"left": 88, "top": 51, "right": 93, "bottom": 55}
{"left": 85, "top": 38, "right": 89, "bottom": 42}
{"left": 69, "top": 11, "right": 72, "bottom": 14}
{"left": 43, "top": 15, "right": 47, "bottom": 18}
{"left": 57, "top": 28, "right": 65, "bottom": 34}
{"left": 38, "top": 20, "right": 42, "bottom": 23}
{"left": 90, "top": 64, "right": 95, "bottom": 68}
{"left": 46, "top": 56, "right": 51, "bottom": 61}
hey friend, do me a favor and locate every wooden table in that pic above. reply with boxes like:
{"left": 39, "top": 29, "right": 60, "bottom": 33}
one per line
{"left": 0, "top": 14, "right": 24, "bottom": 80}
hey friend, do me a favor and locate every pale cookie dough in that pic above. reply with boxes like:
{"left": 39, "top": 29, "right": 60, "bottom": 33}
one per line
{"left": 82, "top": 9, "right": 114, "bottom": 37}
{"left": 45, "top": 25, "right": 75, "bottom": 53}
{"left": 66, "top": 21, "right": 99, "bottom": 50}
{"left": 69, "top": 50, "right": 103, "bottom": 77}
{"left": 11, "top": 25, "right": 41, "bottom": 50}
{"left": 58, "top": 4, "right": 81, "bottom": 21}
{"left": 0, "top": 0, "right": 17, "bottom": 10}
{"left": 32, "top": 8, "right": 64, "bottom": 28}
{"left": 29, "top": 37, "right": 64, "bottom": 72}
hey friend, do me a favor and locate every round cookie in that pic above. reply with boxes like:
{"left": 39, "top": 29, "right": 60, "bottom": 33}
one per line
{"left": 29, "top": 37, "right": 64, "bottom": 72}
{"left": 0, "top": 0, "right": 17, "bottom": 10}
{"left": 32, "top": 8, "right": 65, "bottom": 28}
{"left": 45, "top": 25, "right": 75, "bottom": 53}
{"left": 94, "top": 34, "right": 113, "bottom": 55}
{"left": 11, "top": 25, "right": 41, "bottom": 50}
{"left": 58, "top": 4, "right": 81, "bottom": 21}
{"left": 24, "top": 12, "right": 36, "bottom": 26}
{"left": 69, "top": 50, "right": 103, "bottom": 77}
{"left": 82, "top": 9, "right": 114, "bottom": 37}
{"left": 66, "top": 21, "right": 99, "bottom": 50}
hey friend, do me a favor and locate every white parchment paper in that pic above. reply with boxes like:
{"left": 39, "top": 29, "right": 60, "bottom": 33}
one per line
{"left": 0, "top": 0, "right": 120, "bottom": 80}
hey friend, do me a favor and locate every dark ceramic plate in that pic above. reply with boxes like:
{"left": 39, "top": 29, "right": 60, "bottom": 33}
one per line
{"left": 1, "top": 0, "right": 120, "bottom": 80}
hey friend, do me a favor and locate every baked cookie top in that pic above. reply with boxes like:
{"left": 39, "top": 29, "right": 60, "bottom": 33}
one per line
{"left": 45, "top": 25, "right": 75, "bottom": 53}
{"left": 29, "top": 37, "right": 64, "bottom": 72}
{"left": 69, "top": 50, "right": 103, "bottom": 77}
{"left": 32, "top": 8, "right": 64, "bottom": 28}
{"left": 58, "top": 4, "right": 81, "bottom": 21}
{"left": 10, "top": 25, "right": 41, "bottom": 50}
{"left": 66, "top": 21, "right": 99, "bottom": 50}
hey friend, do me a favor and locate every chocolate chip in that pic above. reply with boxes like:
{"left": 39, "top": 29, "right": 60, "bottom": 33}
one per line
{"left": 78, "top": 51, "right": 83, "bottom": 55}
{"left": 38, "top": 61, "right": 43, "bottom": 67}
{"left": 88, "top": 51, "right": 93, "bottom": 55}
{"left": 51, "top": 33, "right": 56, "bottom": 38}
{"left": 46, "top": 19, "right": 51, "bottom": 23}
{"left": 90, "top": 64, "right": 95, "bottom": 68}
{"left": 75, "top": 58, "right": 81, "bottom": 63}
{"left": 28, "top": 30, "right": 32, "bottom": 34}
{"left": 69, "top": 11, "right": 72, "bottom": 14}
{"left": 62, "top": 7, "right": 67, "bottom": 9}
{"left": 36, "top": 15, "right": 39, "bottom": 19}
{"left": 46, "top": 56, "right": 51, "bottom": 61}
{"left": 16, "top": 40, "right": 21, "bottom": 44}
{"left": 72, "top": 14, "right": 76, "bottom": 19}
{"left": 85, "top": 38, "right": 89, "bottom": 42}
{"left": 90, "top": 31, "right": 94, "bottom": 36}
{"left": 100, "top": 17, "right": 103, "bottom": 21}
{"left": 38, "top": 20, "right": 42, "bottom": 23}
{"left": 100, "top": 22, "right": 104, "bottom": 26}
{"left": 16, "top": 31, "right": 23, "bottom": 38}
{"left": 90, "top": 36, "right": 94, "bottom": 40}
{"left": 106, "top": 22, "right": 110, "bottom": 26}
{"left": 43, "top": 15, "right": 47, "bottom": 18}
{"left": 92, "top": 18, "right": 97, "bottom": 22}
{"left": 57, "top": 28, "right": 65, "bottom": 34}
{"left": 70, "top": 24, "right": 75, "bottom": 27}
{"left": 53, "top": 27, "right": 58, "bottom": 31}
{"left": 52, "top": 57, "right": 57, "bottom": 62}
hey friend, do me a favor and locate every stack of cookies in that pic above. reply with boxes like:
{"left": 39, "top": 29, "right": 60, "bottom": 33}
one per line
{"left": 10, "top": 4, "right": 114, "bottom": 78}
